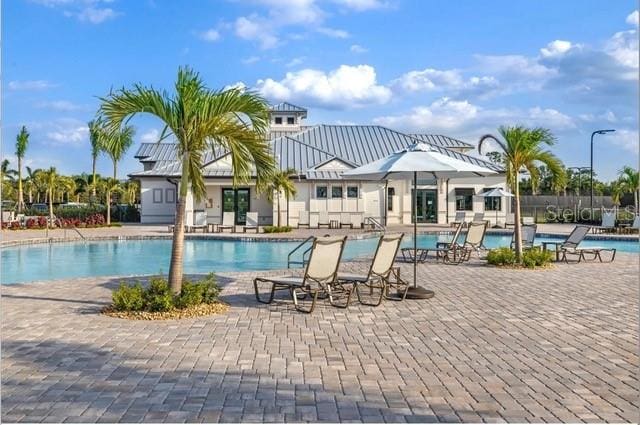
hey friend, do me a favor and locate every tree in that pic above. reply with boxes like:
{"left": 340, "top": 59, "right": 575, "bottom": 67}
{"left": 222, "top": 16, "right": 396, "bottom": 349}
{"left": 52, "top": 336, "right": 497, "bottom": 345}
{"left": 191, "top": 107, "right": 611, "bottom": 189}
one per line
{"left": 42, "top": 167, "right": 59, "bottom": 222}
{"left": 101, "top": 124, "right": 135, "bottom": 179}
{"left": 99, "top": 66, "right": 275, "bottom": 293}
{"left": 15, "top": 126, "right": 29, "bottom": 212}
{"left": 1, "top": 159, "right": 17, "bottom": 183}
{"left": 88, "top": 120, "right": 105, "bottom": 198}
{"left": 610, "top": 181, "right": 623, "bottom": 206}
{"left": 262, "top": 168, "right": 297, "bottom": 227}
{"left": 101, "top": 178, "right": 121, "bottom": 226}
{"left": 122, "top": 180, "right": 140, "bottom": 205}
{"left": 618, "top": 166, "right": 639, "bottom": 212}
{"left": 479, "top": 126, "right": 565, "bottom": 261}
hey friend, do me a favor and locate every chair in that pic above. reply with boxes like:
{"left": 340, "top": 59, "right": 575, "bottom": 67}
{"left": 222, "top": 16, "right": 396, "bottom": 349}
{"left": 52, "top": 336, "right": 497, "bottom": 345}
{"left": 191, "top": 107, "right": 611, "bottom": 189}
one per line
{"left": 340, "top": 212, "right": 352, "bottom": 228}
{"left": 400, "top": 222, "right": 466, "bottom": 264}
{"left": 253, "top": 236, "right": 348, "bottom": 313}
{"left": 190, "top": 211, "right": 208, "bottom": 233}
{"left": 504, "top": 213, "right": 515, "bottom": 228}
{"left": 558, "top": 225, "right": 616, "bottom": 263}
{"left": 461, "top": 221, "right": 488, "bottom": 257}
{"left": 522, "top": 216, "right": 535, "bottom": 225}
{"left": 217, "top": 212, "right": 235, "bottom": 232}
{"left": 338, "top": 234, "right": 408, "bottom": 306}
{"left": 350, "top": 212, "right": 363, "bottom": 229}
{"left": 626, "top": 215, "right": 640, "bottom": 234}
{"left": 243, "top": 212, "right": 259, "bottom": 233}
{"left": 471, "top": 212, "right": 485, "bottom": 223}
{"left": 309, "top": 212, "right": 320, "bottom": 228}
{"left": 318, "top": 211, "right": 330, "bottom": 228}
{"left": 510, "top": 224, "right": 537, "bottom": 249}
{"left": 592, "top": 209, "right": 616, "bottom": 234}
{"left": 297, "top": 210, "right": 310, "bottom": 228}
{"left": 451, "top": 211, "right": 467, "bottom": 228}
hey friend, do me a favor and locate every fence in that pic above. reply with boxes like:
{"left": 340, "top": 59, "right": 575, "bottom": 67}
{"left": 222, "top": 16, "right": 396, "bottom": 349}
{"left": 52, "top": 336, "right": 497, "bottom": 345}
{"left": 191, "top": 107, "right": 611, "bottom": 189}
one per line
{"left": 516, "top": 196, "right": 636, "bottom": 224}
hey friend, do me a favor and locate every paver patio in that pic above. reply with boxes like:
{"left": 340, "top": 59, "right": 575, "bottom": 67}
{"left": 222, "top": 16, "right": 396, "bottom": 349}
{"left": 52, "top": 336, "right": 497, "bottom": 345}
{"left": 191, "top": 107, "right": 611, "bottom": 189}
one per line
{"left": 1, "top": 254, "right": 638, "bottom": 423}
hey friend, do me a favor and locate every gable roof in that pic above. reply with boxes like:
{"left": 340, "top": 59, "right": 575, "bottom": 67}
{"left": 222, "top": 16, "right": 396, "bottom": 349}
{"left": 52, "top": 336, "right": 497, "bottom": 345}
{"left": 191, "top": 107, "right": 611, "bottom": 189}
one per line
{"left": 408, "top": 134, "right": 474, "bottom": 149}
{"left": 269, "top": 102, "right": 307, "bottom": 113}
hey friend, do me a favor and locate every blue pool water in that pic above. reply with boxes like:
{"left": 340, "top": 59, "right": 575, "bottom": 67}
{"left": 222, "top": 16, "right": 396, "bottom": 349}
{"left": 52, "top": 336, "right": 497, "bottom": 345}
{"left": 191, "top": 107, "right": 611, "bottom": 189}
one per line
{"left": 2, "top": 235, "right": 638, "bottom": 284}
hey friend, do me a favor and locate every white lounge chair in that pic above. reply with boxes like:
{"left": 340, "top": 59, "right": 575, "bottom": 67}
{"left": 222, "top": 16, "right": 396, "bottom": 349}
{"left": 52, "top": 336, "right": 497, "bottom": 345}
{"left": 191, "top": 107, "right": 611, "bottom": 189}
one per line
{"left": 309, "top": 212, "right": 320, "bottom": 228}
{"left": 451, "top": 211, "right": 467, "bottom": 228}
{"left": 592, "top": 209, "right": 616, "bottom": 234}
{"left": 318, "top": 211, "right": 330, "bottom": 228}
{"left": 297, "top": 210, "right": 310, "bottom": 228}
{"left": 190, "top": 211, "right": 208, "bottom": 233}
{"left": 350, "top": 212, "right": 363, "bottom": 229}
{"left": 253, "top": 236, "right": 348, "bottom": 313}
{"left": 511, "top": 224, "right": 537, "bottom": 249}
{"left": 471, "top": 212, "right": 485, "bottom": 223}
{"left": 243, "top": 212, "right": 259, "bottom": 233}
{"left": 558, "top": 225, "right": 616, "bottom": 263}
{"left": 340, "top": 212, "right": 352, "bottom": 228}
{"left": 217, "top": 212, "right": 235, "bottom": 233}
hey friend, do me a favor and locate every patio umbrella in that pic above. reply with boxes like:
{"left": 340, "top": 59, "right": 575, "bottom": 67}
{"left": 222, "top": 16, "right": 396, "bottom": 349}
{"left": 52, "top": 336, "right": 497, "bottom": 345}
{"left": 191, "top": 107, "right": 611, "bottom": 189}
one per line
{"left": 479, "top": 187, "right": 514, "bottom": 228}
{"left": 343, "top": 143, "right": 497, "bottom": 299}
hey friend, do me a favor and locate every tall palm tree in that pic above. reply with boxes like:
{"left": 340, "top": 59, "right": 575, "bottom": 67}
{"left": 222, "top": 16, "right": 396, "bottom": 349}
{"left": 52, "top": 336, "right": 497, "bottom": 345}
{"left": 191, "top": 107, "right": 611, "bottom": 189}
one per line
{"left": 1, "top": 159, "right": 17, "bottom": 182}
{"left": 88, "top": 120, "right": 105, "bottom": 197}
{"left": 99, "top": 66, "right": 275, "bottom": 293}
{"left": 262, "top": 168, "right": 297, "bottom": 227}
{"left": 479, "top": 126, "right": 565, "bottom": 261}
{"left": 42, "top": 167, "right": 59, "bottom": 222}
{"left": 102, "top": 125, "right": 135, "bottom": 179}
{"left": 122, "top": 180, "right": 140, "bottom": 205}
{"left": 101, "top": 178, "right": 121, "bottom": 226}
{"left": 15, "top": 126, "right": 29, "bottom": 212}
{"left": 618, "top": 166, "right": 639, "bottom": 212}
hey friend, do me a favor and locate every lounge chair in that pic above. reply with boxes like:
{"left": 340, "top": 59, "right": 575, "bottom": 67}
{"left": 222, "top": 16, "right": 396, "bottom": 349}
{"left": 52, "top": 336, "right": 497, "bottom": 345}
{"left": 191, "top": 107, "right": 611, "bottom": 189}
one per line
{"left": 189, "top": 211, "right": 208, "bottom": 233}
{"left": 338, "top": 234, "right": 408, "bottom": 306}
{"left": 591, "top": 209, "right": 616, "bottom": 234}
{"left": 340, "top": 212, "right": 352, "bottom": 228}
{"left": 510, "top": 224, "right": 537, "bottom": 249}
{"left": 504, "top": 213, "right": 515, "bottom": 228}
{"left": 318, "top": 211, "right": 330, "bottom": 228}
{"left": 253, "top": 236, "right": 348, "bottom": 313}
{"left": 471, "top": 212, "right": 485, "bottom": 223}
{"left": 622, "top": 215, "right": 640, "bottom": 234}
{"left": 461, "top": 221, "right": 488, "bottom": 258}
{"left": 217, "top": 212, "right": 235, "bottom": 233}
{"left": 350, "top": 212, "right": 363, "bottom": 229}
{"left": 242, "top": 212, "right": 259, "bottom": 233}
{"left": 400, "top": 222, "right": 467, "bottom": 264}
{"left": 297, "top": 210, "right": 310, "bottom": 228}
{"left": 451, "top": 211, "right": 467, "bottom": 228}
{"left": 522, "top": 216, "right": 535, "bottom": 225}
{"left": 555, "top": 225, "right": 616, "bottom": 263}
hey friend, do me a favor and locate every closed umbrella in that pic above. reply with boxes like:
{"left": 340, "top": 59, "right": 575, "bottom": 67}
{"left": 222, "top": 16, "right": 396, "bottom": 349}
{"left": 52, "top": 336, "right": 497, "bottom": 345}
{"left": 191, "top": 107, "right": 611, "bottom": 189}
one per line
{"left": 479, "top": 187, "right": 514, "bottom": 228}
{"left": 343, "top": 143, "right": 497, "bottom": 299}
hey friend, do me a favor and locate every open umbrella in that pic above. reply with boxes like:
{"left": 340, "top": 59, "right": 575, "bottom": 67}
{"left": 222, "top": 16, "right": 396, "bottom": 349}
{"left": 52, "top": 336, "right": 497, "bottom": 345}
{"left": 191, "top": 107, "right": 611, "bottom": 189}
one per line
{"left": 343, "top": 143, "right": 497, "bottom": 299}
{"left": 479, "top": 187, "right": 514, "bottom": 228}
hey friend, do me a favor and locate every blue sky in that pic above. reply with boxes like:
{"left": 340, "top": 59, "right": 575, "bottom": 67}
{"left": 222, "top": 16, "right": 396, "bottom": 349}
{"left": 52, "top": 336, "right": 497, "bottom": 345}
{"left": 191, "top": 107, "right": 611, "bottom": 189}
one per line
{"left": 3, "top": 0, "right": 638, "bottom": 181}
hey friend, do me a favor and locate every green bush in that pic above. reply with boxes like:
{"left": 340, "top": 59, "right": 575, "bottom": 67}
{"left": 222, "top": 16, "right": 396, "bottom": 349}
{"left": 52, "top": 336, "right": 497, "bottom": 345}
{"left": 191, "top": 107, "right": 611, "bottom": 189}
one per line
{"left": 486, "top": 247, "right": 517, "bottom": 266}
{"left": 112, "top": 282, "right": 145, "bottom": 311}
{"left": 56, "top": 205, "right": 107, "bottom": 220}
{"left": 263, "top": 225, "right": 292, "bottom": 233}
{"left": 111, "top": 274, "right": 220, "bottom": 312}
{"left": 522, "top": 248, "right": 553, "bottom": 268}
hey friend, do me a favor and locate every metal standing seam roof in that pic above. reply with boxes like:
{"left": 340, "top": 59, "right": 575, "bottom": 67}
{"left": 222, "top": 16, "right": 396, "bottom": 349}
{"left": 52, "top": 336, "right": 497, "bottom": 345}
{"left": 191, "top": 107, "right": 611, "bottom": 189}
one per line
{"left": 408, "top": 133, "right": 474, "bottom": 149}
{"left": 268, "top": 102, "right": 308, "bottom": 113}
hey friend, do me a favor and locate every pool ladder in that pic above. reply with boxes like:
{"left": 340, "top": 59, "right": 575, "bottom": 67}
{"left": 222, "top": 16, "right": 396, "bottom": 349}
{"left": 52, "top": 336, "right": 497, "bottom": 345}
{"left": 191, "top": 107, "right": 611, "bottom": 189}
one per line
{"left": 287, "top": 236, "right": 314, "bottom": 269}
{"left": 62, "top": 226, "right": 87, "bottom": 243}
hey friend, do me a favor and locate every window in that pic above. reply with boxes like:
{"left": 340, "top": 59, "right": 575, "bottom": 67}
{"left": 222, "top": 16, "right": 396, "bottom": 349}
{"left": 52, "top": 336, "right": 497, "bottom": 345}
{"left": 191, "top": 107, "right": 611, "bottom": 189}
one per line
{"left": 331, "top": 186, "right": 343, "bottom": 198}
{"left": 165, "top": 188, "right": 176, "bottom": 204}
{"left": 316, "top": 186, "right": 327, "bottom": 199}
{"left": 347, "top": 186, "right": 358, "bottom": 198}
{"left": 387, "top": 187, "right": 395, "bottom": 211}
{"left": 455, "top": 188, "right": 474, "bottom": 211}
{"left": 275, "top": 117, "right": 283, "bottom": 124}
{"left": 287, "top": 116, "right": 295, "bottom": 125}
{"left": 482, "top": 189, "right": 501, "bottom": 211}
{"left": 152, "top": 188, "right": 163, "bottom": 203}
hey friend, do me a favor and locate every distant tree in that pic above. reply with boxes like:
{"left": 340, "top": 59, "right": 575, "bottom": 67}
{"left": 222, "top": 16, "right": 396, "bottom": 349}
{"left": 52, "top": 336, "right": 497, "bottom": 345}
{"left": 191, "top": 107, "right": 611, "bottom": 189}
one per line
{"left": 42, "top": 167, "right": 60, "bottom": 222}
{"left": 101, "top": 178, "right": 121, "bottom": 226}
{"left": 1, "top": 159, "right": 17, "bottom": 183}
{"left": 102, "top": 125, "right": 135, "bottom": 179}
{"left": 15, "top": 126, "right": 29, "bottom": 212}
{"left": 262, "top": 168, "right": 297, "bottom": 227}
{"left": 618, "top": 166, "right": 639, "bottom": 211}
{"left": 88, "top": 120, "right": 105, "bottom": 197}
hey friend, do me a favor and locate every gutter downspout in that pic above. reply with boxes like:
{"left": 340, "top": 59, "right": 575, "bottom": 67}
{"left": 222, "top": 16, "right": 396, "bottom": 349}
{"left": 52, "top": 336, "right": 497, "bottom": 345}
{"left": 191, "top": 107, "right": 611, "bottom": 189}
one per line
{"left": 445, "top": 179, "right": 450, "bottom": 224}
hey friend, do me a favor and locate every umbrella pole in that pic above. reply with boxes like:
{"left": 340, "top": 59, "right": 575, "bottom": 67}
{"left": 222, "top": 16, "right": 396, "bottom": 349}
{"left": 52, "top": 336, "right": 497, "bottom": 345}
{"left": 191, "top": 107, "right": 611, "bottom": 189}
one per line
{"left": 405, "top": 171, "right": 434, "bottom": 300}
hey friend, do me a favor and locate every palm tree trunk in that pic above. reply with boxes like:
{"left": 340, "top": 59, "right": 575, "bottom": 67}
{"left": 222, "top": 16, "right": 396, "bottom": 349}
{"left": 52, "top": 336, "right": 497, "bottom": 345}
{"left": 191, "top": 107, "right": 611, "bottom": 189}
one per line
{"left": 92, "top": 157, "right": 97, "bottom": 197}
{"left": 635, "top": 190, "right": 638, "bottom": 213}
{"left": 276, "top": 191, "right": 281, "bottom": 227}
{"left": 107, "top": 191, "right": 111, "bottom": 226}
{"left": 17, "top": 157, "right": 24, "bottom": 213}
{"left": 48, "top": 188, "right": 54, "bottom": 224}
{"left": 113, "top": 162, "right": 117, "bottom": 180}
{"left": 514, "top": 176, "right": 523, "bottom": 261}
{"left": 28, "top": 188, "right": 33, "bottom": 204}
{"left": 168, "top": 155, "right": 189, "bottom": 295}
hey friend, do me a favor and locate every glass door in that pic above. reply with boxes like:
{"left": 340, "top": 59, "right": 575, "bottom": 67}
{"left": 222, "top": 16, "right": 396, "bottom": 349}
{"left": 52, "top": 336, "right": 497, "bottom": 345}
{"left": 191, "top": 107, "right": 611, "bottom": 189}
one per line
{"left": 221, "top": 188, "right": 250, "bottom": 225}
{"left": 412, "top": 189, "right": 438, "bottom": 223}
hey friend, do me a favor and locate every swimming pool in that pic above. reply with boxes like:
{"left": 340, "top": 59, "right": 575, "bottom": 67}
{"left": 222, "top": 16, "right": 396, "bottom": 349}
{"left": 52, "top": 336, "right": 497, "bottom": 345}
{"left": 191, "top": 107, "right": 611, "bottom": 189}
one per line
{"left": 2, "top": 235, "right": 638, "bottom": 284}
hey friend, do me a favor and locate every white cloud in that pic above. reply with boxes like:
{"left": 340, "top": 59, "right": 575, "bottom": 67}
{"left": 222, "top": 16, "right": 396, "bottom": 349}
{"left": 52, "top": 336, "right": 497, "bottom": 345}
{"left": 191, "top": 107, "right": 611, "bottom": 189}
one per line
{"left": 45, "top": 120, "right": 90, "bottom": 147}
{"left": 286, "top": 57, "right": 306, "bottom": 67}
{"left": 241, "top": 56, "right": 261, "bottom": 65}
{"left": 316, "top": 27, "right": 349, "bottom": 38}
{"left": 391, "top": 67, "right": 500, "bottom": 99}
{"left": 71, "top": 7, "right": 117, "bottom": 23}
{"left": 140, "top": 129, "right": 161, "bottom": 143}
{"left": 235, "top": 16, "right": 279, "bottom": 49}
{"left": 256, "top": 64, "right": 392, "bottom": 109}
{"left": 331, "top": 0, "right": 387, "bottom": 11}
{"left": 35, "top": 100, "right": 83, "bottom": 111}
{"left": 609, "top": 129, "right": 640, "bottom": 153}
{"left": 8, "top": 80, "right": 57, "bottom": 91}
{"left": 199, "top": 28, "right": 220, "bottom": 42}
{"left": 350, "top": 44, "right": 368, "bottom": 53}
{"left": 605, "top": 29, "right": 639, "bottom": 69}
{"left": 32, "top": 0, "right": 120, "bottom": 23}
{"left": 540, "top": 40, "right": 574, "bottom": 58}
{"left": 626, "top": 10, "right": 639, "bottom": 26}
{"left": 223, "top": 81, "right": 247, "bottom": 92}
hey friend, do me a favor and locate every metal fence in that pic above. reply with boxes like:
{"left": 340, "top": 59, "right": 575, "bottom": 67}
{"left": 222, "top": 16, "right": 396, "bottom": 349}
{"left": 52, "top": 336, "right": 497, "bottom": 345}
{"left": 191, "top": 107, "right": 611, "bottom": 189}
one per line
{"left": 516, "top": 196, "right": 636, "bottom": 224}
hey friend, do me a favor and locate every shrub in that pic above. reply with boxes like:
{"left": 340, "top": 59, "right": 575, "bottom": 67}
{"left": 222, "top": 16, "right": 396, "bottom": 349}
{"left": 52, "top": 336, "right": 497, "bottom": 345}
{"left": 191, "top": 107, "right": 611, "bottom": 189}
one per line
{"left": 112, "top": 282, "right": 145, "bottom": 311}
{"left": 175, "top": 274, "right": 220, "bottom": 308}
{"left": 486, "top": 247, "right": 517, "bottom": 266}
{"left": 144, "top": 277, "right": 174, "bottom": 312}
{"left": 56, "top": 205, "right": 107, "bottom": 221}
{"left": 263, "top": 225, "right": 292, "bottom": 233}
{"left": 522, "top": 248, "right": 553, "bottom": 268}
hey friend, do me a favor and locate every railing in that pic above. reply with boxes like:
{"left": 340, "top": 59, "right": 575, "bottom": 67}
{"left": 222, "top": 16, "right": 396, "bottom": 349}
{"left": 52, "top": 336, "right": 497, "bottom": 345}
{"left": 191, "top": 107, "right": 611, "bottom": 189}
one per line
{"left": 287, "top": 236, "right": 314, "bottom": 269}
{"left": 63, "top": 225, "right": 87, "bottom": 242}
{"left": 364, "top": 217, "right": 385, "bottom": 231}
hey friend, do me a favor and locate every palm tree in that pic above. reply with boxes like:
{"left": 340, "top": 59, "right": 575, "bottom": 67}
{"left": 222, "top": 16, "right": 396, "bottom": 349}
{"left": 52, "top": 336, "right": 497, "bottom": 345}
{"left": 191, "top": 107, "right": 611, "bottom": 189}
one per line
{"left": 1, "top": 159, "right": 17, "bottom": 182}
{"left": 610, "top": 181, "right": 623, "bottom": 207}
{"left": 262, "top": 168, "right": 297, "bottom": 227}
{"left": 15, "top": 126, "right": 29, "bottom": 212}
{"left": 618, "top": 166, "right": 639, "bottom": 212}
{"left": 99, "top": 66, "right": 275, "bottom": 293}
{"left": 42, "top": 167, "right": 59, "bottom": 222}
{"left": 122, "top": 180, "right": 140, "bottom": 205}
{"left": 479, "top": 126, "right": 565, "bottom": 261}
{"left": 102, "top": 125, "right": 135, "bottom": 179}
{"left": 101, "top": 178, "right": 121, "bottom": 226}
{"left": 57, "top": 176, "right": 77, "bottom": 203}
{"left": 88, "top": 120, "right": 105, "bottom": 198}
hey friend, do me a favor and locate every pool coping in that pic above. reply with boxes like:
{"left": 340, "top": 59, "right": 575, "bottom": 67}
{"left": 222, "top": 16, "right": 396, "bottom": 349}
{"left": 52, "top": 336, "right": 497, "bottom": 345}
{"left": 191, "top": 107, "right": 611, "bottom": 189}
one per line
{"left": 1, "top": 230, "right": 637, "bottom": 248}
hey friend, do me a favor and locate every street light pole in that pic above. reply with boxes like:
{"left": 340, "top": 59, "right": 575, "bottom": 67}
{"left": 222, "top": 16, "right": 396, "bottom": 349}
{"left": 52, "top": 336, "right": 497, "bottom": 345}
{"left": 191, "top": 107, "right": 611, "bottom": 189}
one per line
{"left": 590, "top": 129, "right": 615, "bottom": 218}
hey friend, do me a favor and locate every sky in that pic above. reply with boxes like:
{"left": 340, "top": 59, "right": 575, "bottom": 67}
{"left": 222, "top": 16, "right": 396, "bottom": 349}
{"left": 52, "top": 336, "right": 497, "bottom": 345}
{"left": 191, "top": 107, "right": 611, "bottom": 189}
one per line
{"left": 2, "top": 0, "right": 639, "bottom": 181}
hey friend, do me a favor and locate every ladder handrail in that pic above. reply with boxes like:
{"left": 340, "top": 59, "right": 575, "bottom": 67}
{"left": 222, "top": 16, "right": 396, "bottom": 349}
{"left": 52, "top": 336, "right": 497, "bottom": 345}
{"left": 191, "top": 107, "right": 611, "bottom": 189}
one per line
{"left": 287, "top": 236, "right": 314, "bottom": 268}
{"left": 364, "top": 216, "right": 385, "bottom": 231}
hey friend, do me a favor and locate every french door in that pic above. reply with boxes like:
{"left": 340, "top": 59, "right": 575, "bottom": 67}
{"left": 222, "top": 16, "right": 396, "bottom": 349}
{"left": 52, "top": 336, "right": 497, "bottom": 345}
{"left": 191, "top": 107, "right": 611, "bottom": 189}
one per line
{"left": 222, "top": 188, "right": 250, "bottom": 225}
{"left": 412, "top": 189, "right": 437, "bottom": 223}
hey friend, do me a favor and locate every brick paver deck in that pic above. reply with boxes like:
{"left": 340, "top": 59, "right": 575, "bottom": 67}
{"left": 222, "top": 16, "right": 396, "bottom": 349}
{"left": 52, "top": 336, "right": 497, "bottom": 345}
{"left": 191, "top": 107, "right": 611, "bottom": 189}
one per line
{"left": 1, "top": 255, "right": 638, "bottom": 423}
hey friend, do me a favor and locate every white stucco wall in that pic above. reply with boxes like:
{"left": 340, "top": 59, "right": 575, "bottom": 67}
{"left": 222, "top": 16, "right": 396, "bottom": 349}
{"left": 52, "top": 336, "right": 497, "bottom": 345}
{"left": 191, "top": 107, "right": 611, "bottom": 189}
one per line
{"left": 139, "top": 178, "right": 177, "bottom": 224}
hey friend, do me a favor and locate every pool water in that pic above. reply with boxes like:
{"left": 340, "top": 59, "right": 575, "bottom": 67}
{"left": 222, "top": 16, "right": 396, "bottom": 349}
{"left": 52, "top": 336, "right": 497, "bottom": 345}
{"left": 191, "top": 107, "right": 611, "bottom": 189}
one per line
{"left": 1, "top": 235, "right": 638, "bottom": 284}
